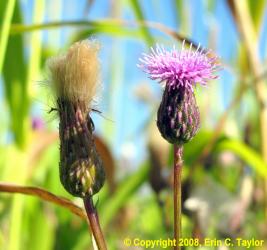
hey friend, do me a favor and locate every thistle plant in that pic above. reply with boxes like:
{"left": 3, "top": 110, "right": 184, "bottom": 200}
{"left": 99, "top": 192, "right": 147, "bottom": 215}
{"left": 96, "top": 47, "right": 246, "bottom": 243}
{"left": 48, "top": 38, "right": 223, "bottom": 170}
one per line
{"left": 139, "top": 42, "right": 220, "bottom": 250}
{"left": 47, "top": 40, "right": 107, "bottom": 250}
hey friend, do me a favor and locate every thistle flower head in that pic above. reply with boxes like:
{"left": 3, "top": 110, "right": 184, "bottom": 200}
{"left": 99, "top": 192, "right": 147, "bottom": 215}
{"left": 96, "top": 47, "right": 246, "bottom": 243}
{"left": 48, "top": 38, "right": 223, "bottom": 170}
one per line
{"left": 138, "top": 42, "right": 220, "bottom": 145}
{"left": 46, "top": 40, "right": 105, "bottom": 197}
{"left": 139, "top": 41, "right": 219, "bottom": 91}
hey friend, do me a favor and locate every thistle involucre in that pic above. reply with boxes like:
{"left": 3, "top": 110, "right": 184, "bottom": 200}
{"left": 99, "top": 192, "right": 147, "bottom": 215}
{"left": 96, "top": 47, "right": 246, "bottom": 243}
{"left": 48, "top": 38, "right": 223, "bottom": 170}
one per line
{"left": 157, "top": 87, "right": 200, "bottom": 144}
{"left": 47, "top": 40, "right": 105, "bottom": 197}
{"left": 139, "top": 42, "right": 220, "bottom": 144}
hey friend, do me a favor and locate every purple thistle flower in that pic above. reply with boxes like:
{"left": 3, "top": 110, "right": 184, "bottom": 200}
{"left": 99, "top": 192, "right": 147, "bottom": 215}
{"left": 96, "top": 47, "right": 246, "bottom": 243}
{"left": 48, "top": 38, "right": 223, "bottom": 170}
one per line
{"left": 32, "top": 117, "right": 45, "bottom": 130}
{"left": 138, "top": 42, "right": 220, "bottom": 145}
{"left": 138, "top": 41, "right": 219, "bottom": 91}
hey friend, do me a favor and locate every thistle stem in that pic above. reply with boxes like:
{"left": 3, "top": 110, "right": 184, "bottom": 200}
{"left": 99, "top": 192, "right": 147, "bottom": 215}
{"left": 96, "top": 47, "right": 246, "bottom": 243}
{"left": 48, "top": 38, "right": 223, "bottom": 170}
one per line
{"left": 173, "top": 145, "right": 183, "bottom": 250}
{"left": 83, "top": 197, "right": 107, "bottom": 250}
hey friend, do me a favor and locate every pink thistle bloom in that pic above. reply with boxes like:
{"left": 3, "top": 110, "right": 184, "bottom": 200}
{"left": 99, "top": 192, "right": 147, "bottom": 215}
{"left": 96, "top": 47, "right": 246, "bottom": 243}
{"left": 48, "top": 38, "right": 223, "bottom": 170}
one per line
{"left": 138, "top": 41, "right": 220, "bottom": 91}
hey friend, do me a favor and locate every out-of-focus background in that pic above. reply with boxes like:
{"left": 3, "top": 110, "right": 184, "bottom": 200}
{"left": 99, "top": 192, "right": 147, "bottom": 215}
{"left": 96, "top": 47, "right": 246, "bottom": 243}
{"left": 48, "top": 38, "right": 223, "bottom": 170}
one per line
{"left": 1, "top": 0, "right": 267, "bottom": 249}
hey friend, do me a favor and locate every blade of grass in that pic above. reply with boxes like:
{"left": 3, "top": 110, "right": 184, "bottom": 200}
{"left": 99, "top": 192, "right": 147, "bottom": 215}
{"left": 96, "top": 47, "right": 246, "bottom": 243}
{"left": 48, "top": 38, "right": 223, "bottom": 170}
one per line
{"left": 174, "top": 0, "right": 183, "bottom": 25}
{"left": 0, "top": 0, "right": 16, "bottom": 74}
{"left": 214, "top": 139, "right": 267, "bottom": 178}
{"left": 26, "top": 0, "right": 44, "bottom": 99}
{"left": 10, "top": 19, "right": 199, "bottom": 49}
{"left": 174, "top": 0, "right": 190, "bottom": 34}
{"left": 70, "top": 27, "right": 143, "bottom": 42}
{"left": 2, "top": 2, "right": 28, "bottom": 246}
{"left": 1, "top": 147, "right": 28, "bottom": 250}
{"left": 2, "top": 1, "right": 27, "bottom": 148}
{"left": 128, "top": 0, "right": 154, "bottom": 46}
{"left": 248, "top": 0, "right": 266, "bottom": 33}
{"left": 99, "top": 163, "right": 149, "bottom": 228}
{"left": 8, "top": 196, "right": 23, "bottom": 250}
{"left": 27, "top": 204, "right": 55, "bottom": 250}
{"left": 10, "top": 20, "right": 132, "bottom": 34}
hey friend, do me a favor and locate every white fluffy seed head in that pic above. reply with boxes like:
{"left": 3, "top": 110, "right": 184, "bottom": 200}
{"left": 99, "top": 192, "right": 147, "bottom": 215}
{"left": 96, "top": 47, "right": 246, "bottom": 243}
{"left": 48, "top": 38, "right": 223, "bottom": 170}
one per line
{"left": 47, "top": 40, "right": 101, "bottom": 104}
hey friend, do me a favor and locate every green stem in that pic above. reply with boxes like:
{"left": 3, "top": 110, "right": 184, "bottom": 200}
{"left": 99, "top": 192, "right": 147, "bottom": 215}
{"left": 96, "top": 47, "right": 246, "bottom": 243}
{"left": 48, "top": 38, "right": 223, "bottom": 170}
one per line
{"left": 83, "top": 197, "right": 107, "bottom": 250}
{"left": 0, "top": 0, "right": 16, "bottom": 74}
{"left": 174, "top": 145, "right": 183, "bottom": 250}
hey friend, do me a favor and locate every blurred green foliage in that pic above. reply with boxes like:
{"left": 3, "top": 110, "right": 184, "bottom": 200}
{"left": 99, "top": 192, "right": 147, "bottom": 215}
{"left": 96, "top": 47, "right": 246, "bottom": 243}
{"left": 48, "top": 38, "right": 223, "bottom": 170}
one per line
{"left": 0, "top": 1, "right": 267, "bottom": 250}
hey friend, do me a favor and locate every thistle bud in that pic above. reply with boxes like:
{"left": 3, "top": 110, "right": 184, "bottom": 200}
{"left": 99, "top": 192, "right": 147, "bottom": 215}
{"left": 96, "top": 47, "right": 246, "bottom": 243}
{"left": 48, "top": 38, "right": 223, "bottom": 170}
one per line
{"left": 58, "top": 99, "right": 105, "bottom": 197}
{"left": 47, "top": 40, "right": 105, "bottom": 197}
{"left": 157, "top": 86, "right": 200, "bottom": 145}
{"left": 138, "top": 42, "right": 220, "bottom": 145}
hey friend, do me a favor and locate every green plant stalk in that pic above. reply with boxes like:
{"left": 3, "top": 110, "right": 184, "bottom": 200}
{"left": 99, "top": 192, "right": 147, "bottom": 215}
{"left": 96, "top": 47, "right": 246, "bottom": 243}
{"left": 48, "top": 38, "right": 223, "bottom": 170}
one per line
{"left": 83, "top": 197, "right": 107, "bottom": 250}
{"left": 129, "top": 0, "right": 154, "bottom": 46}
{"left": 0, "top": 0, "right": 16, "bottom": 74}
{"left": 173, "top": 145, "right": 183, "bottom": 250}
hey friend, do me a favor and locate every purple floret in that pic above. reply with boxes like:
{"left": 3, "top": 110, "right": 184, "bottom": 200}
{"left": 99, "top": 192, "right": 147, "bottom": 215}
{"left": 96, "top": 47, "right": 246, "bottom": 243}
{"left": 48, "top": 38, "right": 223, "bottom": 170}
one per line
{"left": 138, "top": 41, "right": 220, "bottom": 91}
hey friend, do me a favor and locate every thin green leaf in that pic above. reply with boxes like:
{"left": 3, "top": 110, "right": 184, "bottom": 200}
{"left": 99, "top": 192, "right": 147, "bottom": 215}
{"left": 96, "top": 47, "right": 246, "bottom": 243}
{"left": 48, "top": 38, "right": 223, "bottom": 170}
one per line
{"left": 8, "top": 196, "right": 24, "bottom": 250}
{"left": 248, "top": 0, "right": 266, "bottom": 33}
{"left": 207, "top": 0, "right": 216, "bottom": 12}
{"left": 25, "top": 201, "right": 55, "bottom": 250}
{"left": 0, "top": 0, "right": 16, "bottom": 73}
{"left": 183, "top": 131, "right": 214, "bottom": 165}
{"left": 10, "top": 19, "right": 200, "bottom": 49}
{"left": 128, "top": 0, "right": 154, "bottom": 46}
{"left": 174, "top": 0, "right": 190, "bottom": 34}
{"left": 2, "top": 1, "right": 28, "bottom": 148}
{"left": 168, "top": 131, "right": 216, "bottom": 167}
{"left": 26, "top": 0, "right": 45, "bottom": 94}
{"left": 174, "top": 0, "right": 183, "bottom": 25}
{"left": 11, "top": 20, "right": 142, "bottom": 39}
{"left": 215, "top": 139, "right": 267, "bottom": 177}
{"left": 99, "top": 163, "right": 149, "bottom": 228}
{"left": 70, "top": 27, "right": 143, "bottom": 43}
